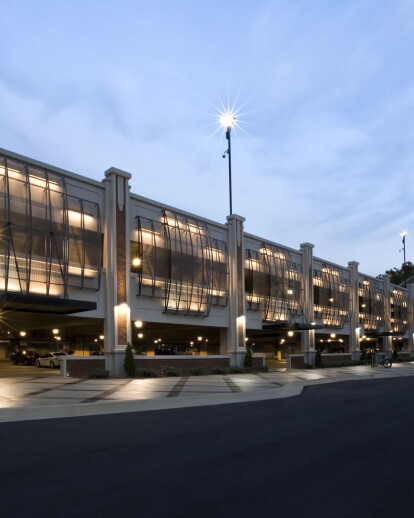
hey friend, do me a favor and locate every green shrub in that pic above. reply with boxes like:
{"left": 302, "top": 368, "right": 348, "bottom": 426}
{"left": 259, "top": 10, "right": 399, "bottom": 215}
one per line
{"left": 124, "top": 343, "right": 135, "bottom": 377}
{"left": 135, "top": 368, "right": 159, "bottom": 378}
{"left": 244, "top": 348, "right": 253, "bottom": 368}
{"left": 258, "top": 365, "right": 269, "bottom": 372}
{"left": 188, "top": 367, "right": 206, "bottom": 376}
{"left": 360, "top": 347, "right": 367, "bottom": 361}
{"left": 89, "top": 369, "right": 110, "bottom": 379}
{"left": 314, "top": 349, "right": 322, "bottom": 368}
{"left": 212, "top": 367, "right": 228, "bottom": 374}
{"left": 162, "top": 366, "right": 182, "bottom": 377}
{"left": 229, "top": 365, "right": 244, "bottom": 373}
{"left": 392, "top": 346, "right": 399, "bottom": 361}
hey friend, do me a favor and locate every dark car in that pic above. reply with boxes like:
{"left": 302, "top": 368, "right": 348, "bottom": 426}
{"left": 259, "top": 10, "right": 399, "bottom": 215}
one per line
{"left": 10, "top": 350, "right": 40, "bottom": 365}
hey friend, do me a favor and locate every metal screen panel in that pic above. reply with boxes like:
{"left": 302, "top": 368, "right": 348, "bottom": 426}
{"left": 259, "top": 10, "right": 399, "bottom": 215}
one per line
{"left": 390, "top": 287, "right": 409, "bottom": 334}
{"left": 313, "top": 266, "right": 350, "bottom": 328}
{"left": 0, "top": 154, "right": 102, "bottom": 299}
{"left": 134, "top": 212, "right": 228, "bottom": 315}
{"left": 245, "top": 244, "right": 302, "bottom": 323}
{"left": 358, "top": 278, "right": 384, "bottom": 331}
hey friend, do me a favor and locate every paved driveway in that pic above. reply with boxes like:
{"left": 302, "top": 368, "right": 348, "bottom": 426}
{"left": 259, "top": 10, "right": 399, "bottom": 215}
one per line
{"left": 1, "top": 361, "right": 414, "bottom": 422}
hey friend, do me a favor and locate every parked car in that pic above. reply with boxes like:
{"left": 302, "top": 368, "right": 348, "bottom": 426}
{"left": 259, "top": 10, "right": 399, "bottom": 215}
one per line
{"left": 36, "top": 352, "right": 66, "bottom": 369}
{"left": 10, "top": 350, "right": 40, "bottom": 365}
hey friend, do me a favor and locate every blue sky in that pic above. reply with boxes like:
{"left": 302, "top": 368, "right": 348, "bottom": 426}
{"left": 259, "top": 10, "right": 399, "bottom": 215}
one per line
{"left": 1, "top": 0, "right": 414, "bottom": 277}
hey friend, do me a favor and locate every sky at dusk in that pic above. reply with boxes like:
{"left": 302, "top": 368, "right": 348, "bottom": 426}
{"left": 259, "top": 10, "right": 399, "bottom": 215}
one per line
{"left": 1, "top": 0, "right": 414, "bottom": 277}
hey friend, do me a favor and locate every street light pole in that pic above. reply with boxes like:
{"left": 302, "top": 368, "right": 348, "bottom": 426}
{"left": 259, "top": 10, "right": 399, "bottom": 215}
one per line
{"left": 400, "top": 230, "right": 408, "bottom": 288}
{"left": 226, "top": 126, "right": 232, "bottom": 215}
{"left": 220, "top": 112, "right": 236, "bottom": 215}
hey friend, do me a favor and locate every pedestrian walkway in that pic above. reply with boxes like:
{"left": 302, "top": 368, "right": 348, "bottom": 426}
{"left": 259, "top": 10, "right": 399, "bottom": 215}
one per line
{"left": 1, "top": 362, "right": 414, "bottom": 422}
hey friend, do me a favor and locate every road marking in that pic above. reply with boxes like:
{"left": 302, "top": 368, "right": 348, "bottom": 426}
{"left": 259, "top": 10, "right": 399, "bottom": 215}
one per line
{"left": 223, "top": 376, "right": 242, "bottom": 393}
{"left": 80, "top": 380, "right": 133, "bottom": 403}
{"left": 167, "top": 377, "right": 189, "bottom": 398}
{"left": 254, "top": 373, "right": 283, "bottom": 387}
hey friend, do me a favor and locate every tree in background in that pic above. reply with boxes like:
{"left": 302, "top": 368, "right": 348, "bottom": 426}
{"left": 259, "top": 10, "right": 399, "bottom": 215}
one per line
{"left": 384, "top": 262, "right": 414, "bottom": 285}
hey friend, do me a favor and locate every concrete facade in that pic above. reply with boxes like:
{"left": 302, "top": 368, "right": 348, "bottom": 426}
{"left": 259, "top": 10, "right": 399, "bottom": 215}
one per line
{"left": 0, "top": 148, "right": 411, "bottom": 375}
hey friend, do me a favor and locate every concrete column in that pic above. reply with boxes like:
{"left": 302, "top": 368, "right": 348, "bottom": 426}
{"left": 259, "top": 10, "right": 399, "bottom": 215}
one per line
{"left": 220, "top": 214, "right": 246, "bottom": 366}
{"left": 382, "top": 274, "right": 392, "bottom": 353}
{"left": 103, "top": 167, "right": 132, "bottom": 375}
{"left": 408, "top": 285, "right": 414, "bottom": 357}
{"left": 300, "top": 243, "right": 315, "bottom": 364}
{"left": 347, "top": 261, "right": 360, "bottom": 360}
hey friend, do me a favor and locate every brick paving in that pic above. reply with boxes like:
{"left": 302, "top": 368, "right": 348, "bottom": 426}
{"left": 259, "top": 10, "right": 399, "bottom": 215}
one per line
{"left": 1, "top": 361, "right": 414, "bottom": 413}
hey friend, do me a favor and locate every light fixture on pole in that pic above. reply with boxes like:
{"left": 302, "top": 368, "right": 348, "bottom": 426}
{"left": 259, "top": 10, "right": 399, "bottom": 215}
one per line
{"left": 400, "top": 230, "right": 408, "bottom": 287}
{"left": 220, "top": 112, "right": 236, "bottom": 215}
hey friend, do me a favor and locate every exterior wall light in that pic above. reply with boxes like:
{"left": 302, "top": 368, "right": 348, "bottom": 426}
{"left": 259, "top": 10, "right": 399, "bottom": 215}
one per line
{"left": 135, "top": 321, "right": 143, "bottom": 328}
{"left": 288, "top": 331, "right": 294, "bottom": 337}
{"left": 52, "top": 329, "right": 59, "bottom": 334}
{"left": 138, "top": 333, "right": 143, "bottom": 339}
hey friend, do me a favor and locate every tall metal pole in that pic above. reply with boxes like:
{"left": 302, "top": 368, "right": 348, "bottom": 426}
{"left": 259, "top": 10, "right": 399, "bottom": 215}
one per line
{"left": 402, "top": 234, "right": 407, "bottom": 288}
{"left": 226, "top": 126, "right": 232, "bottom": 215}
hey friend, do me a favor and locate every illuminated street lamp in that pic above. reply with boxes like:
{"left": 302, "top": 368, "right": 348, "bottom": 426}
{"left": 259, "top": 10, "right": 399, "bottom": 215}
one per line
{"left": 400, "top": 230, "right": 408, "bottom": 288}
{"left": 220, "top": 112, "right": 236, "bottom": 215}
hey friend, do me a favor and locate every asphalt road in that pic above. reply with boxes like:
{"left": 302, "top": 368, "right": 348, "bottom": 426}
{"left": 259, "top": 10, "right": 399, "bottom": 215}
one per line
{"left": 1, "top": 377, "right": 414, "bottom": 518}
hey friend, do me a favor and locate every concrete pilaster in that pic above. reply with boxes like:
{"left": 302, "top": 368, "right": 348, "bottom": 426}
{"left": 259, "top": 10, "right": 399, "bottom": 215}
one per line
{"left": 221, "top": 214, "right": 246, "bottom": 366}
{"left": 347, "top": 261, "right": 360, "bottom": 360}
{"left": 103, "top": 167, "right": 132, "bottom": 374}
{"left": 300, "top": 243, "right": 315, "bottom": 364}
{"left": 408, "top": 285, "right": 414, "bottom": 357}
{"left": 382, "top": 274, "right": 392, "bottom": 353}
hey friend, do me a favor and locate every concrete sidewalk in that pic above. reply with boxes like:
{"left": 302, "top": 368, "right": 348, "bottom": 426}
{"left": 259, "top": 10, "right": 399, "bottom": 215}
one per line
{"left": 1, "top": 362, "right": 413, "bottom": 422}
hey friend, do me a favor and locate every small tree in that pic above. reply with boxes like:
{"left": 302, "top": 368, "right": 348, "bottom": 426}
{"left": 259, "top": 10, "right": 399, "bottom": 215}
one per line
{"left": 314, "top": 348, "right": 322, "bottom": 368}
{"left": 360, "top": 346, "right": 367, "bottom": 362}
{"left": 244, "top": 347, "right": 253, "bottom": 368}
{"left": 124, "top": 343, "right": 135, "bottom": 377}
{"left": 392, "top": 345, "right": 399, "bottom": 361}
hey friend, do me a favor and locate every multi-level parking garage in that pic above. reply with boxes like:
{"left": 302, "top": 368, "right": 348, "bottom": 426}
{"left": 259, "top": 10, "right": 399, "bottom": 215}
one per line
{"left": 0, "top": 148, "right": 412, "bottom": 375}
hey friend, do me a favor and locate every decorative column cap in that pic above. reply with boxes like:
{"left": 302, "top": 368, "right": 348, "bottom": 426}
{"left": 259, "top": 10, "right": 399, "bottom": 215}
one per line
{"left": 104, "top": 167, "right": 132, "bottom": 180}
{"left": 348, "top": 261, "right": 359, "bottom": 267}
{"left": 300, "top": 242, "right": 314, "bottom": 249}
{"left": 226, "top": 214, "right": 246, "bottom": 223}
